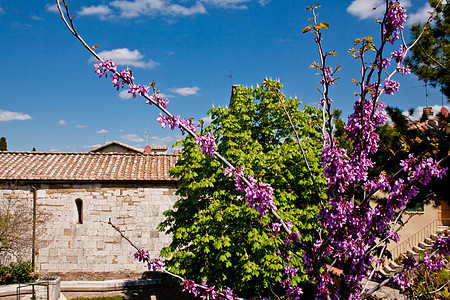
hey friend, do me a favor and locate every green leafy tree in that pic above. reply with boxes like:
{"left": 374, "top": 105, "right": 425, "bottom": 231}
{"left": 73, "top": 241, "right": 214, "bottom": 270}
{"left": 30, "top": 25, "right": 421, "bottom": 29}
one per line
{"left": 407, "top": 0, "right": 450, "bottom": 100}
{"left": 158, "top": 80, "right": 326, "bottom": 298}
{"left": 0, "top": 137, "right": 7, "bottom": 152}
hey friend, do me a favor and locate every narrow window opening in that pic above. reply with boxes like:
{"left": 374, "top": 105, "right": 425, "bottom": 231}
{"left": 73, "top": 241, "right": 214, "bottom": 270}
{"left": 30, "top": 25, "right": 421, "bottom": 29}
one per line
{"left": 75, "top": 199, "right": 83, "bottom": 224}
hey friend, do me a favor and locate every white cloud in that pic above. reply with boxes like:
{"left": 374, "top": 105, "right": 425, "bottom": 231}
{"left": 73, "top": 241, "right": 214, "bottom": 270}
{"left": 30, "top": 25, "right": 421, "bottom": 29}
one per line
{"left": 347, "top": 0, "right": 410, "bottom": 20}
{"left": 75, "top": 124, "right": 87, "bottom": 128}
{"left": 258, "top": 0, "right": 271, "bottom": 6}
{"left": 121, "top": 134, "right": 145, "bottom": 143}
{"left": 78, "top": 5, "right": 113, "bottom": 17}
{"left": 404, "top": 105, "right": 450, "bottom": 121}
{"left": 110, "top": 0, "right": 207, "bottom": 18}
{"left": 119, "top": 90, "right": 132, "bottom": 99}
{"left": 150, "top": 135, "right": 174, "bottom": 143}
{"left": 89, "top": 48, "right": 158, "bottom": 69}
{"left": 406, "top": 3, "right": 432, "bottom": 25}
{"left": 57, "top": 120, "right": 67, "bottom": 126}
{"left": 200, "top": 0, "right": 250, "bottom": 9}
{"left": 45, "top": 3, "right": 59, "bottom": 13}
{"left": 96, "top": 129, "right": 110, "bottom": 134}
{"left": 31, "top": 15, "right": 45, "bottom": 21}
{"left": 83, "top": 144, "right": 103, "bottom": 149}
{"left": 201, "top": 115, "right": 212, "bottom": 126}
{"left": 0, "top": 110, "right": 32, "bottom": 122}
{"left": 170, "top": 86, "right": 199, "bottom": 96}
{"left": 347, "top": 0, "right": 385, "bottom": 20}
{"left": 158, "top": 92, "right": 174, "bottom": 99}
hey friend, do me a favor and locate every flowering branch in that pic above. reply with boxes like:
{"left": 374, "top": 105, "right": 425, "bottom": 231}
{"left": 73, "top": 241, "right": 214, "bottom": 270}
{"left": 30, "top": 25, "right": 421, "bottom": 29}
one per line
{"left": 108, "top": 220, "right": 242, "bottom": 300}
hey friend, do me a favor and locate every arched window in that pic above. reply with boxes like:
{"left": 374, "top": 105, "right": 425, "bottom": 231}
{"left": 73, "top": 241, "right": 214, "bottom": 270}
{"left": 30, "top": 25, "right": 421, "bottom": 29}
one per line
{"left": 75, "top": 199, "right": 83, "bottom": 224}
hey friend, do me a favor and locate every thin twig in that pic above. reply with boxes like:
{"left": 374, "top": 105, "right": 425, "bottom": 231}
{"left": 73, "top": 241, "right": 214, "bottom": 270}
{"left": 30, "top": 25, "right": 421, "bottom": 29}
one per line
{"left": 267, "top": 82, "right": 323, "bottom": 206}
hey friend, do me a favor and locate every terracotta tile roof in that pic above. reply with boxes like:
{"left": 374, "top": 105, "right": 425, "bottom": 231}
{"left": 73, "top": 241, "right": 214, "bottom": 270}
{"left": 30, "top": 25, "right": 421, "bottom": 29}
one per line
{"left": 0, "top": 152, "right": 179, "bottom": 181}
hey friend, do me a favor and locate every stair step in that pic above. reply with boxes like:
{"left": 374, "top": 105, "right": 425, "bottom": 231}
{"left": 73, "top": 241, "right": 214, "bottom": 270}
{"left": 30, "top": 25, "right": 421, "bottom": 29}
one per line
{"left": 407, "top": 249, "right": 419, "bottom": 258}
{"left": 413, "top": 245, "right": 425, "bottom": 253}
{"left": 425, "top": 237, "right": 434, "bottom": 244}
{"left": 379, "top": 269, "right": 393, "bottom": 277}
{"left": 431, "top": 234, "right": 440, "bottom": 241}
{"left": 389, "top": 261, "right": 402, "bottom": 270}
{"left": 419, "top": 241, "right": 432, "bottom": 249}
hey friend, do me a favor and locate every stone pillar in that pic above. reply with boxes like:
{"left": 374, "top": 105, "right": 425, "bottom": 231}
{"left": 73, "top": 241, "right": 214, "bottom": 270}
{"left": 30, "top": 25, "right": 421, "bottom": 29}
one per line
{"left": 34, "top": 277, "right": 61, "bottom": 300}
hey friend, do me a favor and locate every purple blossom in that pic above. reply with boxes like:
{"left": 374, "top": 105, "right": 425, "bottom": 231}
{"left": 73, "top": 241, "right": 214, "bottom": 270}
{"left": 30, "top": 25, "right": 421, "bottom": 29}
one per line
{"left": 272, "top": 222, "right": 282, "bottom": 235}
{"left": 182, "top": 279, "right": 200, "bottom": 297}
{"left": 375, "top": 57, "right": 391, "bottom": 70}
{"left": 128, "top": 84, "right": 141, "bottom": 98}
{"left": 120, "top": 68, "right": 134, "bottom": 85}
{"left": 111, "top": 74, "right": 121, "bottom": 90}
{"left": 392, "top": 272, "right": 412, "bottom": 290}
{"left": 94, "top": 59, "right": 117, "bottom": 78}
{"left": 134, "top": 249, "right": 151, "bottom": 263}
{"left": 391, "top": 45, "right": 406, "bottom": 63}
{"left": 147, "top": 94, "right": 169, "bottom": 108}
{"left": 320, "top": 97, "right": 333, "bottom": 107}
{"left": 226, "top": 167, "right": 277, "bottom": 217}
{"left": 433, "top": 235, "right": 450, "bottom": 256}
{"left": 195, "top": 132, "right": 217, "bottom": 156}
{"left": 320, "top": 66, "right": 336, "bottom": 85}
{"left": 179, "top": 118, "right": 197, "bottom": 135}
{"left": 157, "top": 113, "right": 181, "bottom": 130}
{"left": 383, "top": 1, "right": 407, "bottom": 44}
{"left": 139, "top": 85, "right": 150, "bottom": 97}
{"left": 396, "top": 64, "right": 411, "bottom": 76}
{"left": 384, "top": 79, "right": 400, "bottom": 95}
{"left": 200, "top": 286, "right": 218, "bottom": 300}
{"left": 283, "top": 264, "right": 298, "bottom": 278}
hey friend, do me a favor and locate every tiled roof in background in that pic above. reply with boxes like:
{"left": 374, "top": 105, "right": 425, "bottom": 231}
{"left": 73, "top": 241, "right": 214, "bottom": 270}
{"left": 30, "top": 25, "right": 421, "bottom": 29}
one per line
{"left": 0, "top": 152, "right": 179, "bottom": 181}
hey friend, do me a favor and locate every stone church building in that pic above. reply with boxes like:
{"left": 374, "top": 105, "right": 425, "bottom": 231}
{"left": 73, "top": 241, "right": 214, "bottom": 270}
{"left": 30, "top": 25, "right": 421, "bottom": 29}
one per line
{"left": 0, "top": 143, "right": 179, "bottom": 278}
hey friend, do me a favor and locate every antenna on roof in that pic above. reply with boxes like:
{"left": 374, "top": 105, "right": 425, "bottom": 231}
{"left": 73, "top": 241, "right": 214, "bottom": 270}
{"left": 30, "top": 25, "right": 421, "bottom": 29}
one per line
{"left": 145, "top": 129, "right": 149, "bottom": 146}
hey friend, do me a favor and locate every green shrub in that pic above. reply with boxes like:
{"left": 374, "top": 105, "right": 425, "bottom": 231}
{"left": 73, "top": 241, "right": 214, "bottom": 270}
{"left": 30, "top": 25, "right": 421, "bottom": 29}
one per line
{"left": 0, "top": 261, "right": 38, "bottom": 285}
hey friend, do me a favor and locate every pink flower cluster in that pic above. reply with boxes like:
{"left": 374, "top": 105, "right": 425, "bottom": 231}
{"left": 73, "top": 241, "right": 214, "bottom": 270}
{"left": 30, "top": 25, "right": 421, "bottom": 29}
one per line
{"left": 392, "top": 251, "right": 448, "bottom": 289}
{"left": 433, "top": 235, "right": 450, "bottom": 256}
{"left": 94, "top": 59, "right": 170, "bottom": 108}
{"left": 376, "top": 57, "right": 391, "bottom": 70}
{"left": 383, "top": 1, "right": 407, "bottom": 44}
{"left": 147, "top": 94, "right": 169, "bottom": 109}
{"left": 157, "top": 113, "right": 198, "bottom": 135}
{"left": 94, "top": 59, "right": 117, "bottom": 78}
{"left": 182, "top": 279, "right": 237, "bottom": 300}
{"left": 195, "top": 132, "right": 217, "bottom": 156}
{"left": 133, "top": 249, "right": 165, "bottom": 271}
{"left": 225, "top": 167, "right": 277, "bottom": 217}
{"left": 320, "top": 66, "right": 336, "bottom": 86}
{"left": 280, "top": 265, "right": 303, "bottom": 300}
{"left": 384, "top": 79, "right": 400, "bottom": 95}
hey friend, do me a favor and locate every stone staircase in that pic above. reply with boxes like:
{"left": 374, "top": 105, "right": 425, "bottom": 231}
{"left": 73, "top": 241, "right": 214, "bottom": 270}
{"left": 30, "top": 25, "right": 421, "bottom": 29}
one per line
{"left": 379, "top": 233, "right": 439, "bottom": 277}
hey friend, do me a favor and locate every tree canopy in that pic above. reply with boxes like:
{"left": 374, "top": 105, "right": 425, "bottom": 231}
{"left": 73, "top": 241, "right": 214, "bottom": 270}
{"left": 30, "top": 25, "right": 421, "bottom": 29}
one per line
{"left": 0, "top": 138, "right": 7, "bottom": 152}
{"left": 407, "top": 0, "right": 450, "bottom": 100}
{"left": 158, "top": 79, "right": 326, "bottom": 298}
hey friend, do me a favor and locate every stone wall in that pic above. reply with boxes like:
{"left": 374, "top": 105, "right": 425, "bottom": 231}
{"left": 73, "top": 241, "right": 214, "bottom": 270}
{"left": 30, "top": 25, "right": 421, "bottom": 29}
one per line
{"left": 0, "top": 185, "right": 34, "bottom": 265}
{"left": 0, "top": 181, "right": 179, "bottom": 275}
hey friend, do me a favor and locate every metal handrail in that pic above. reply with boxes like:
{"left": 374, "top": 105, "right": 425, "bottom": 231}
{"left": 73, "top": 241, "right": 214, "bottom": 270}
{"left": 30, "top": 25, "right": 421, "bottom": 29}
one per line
{"left": 389, "top": 219, "right": 438, "bottom": 259}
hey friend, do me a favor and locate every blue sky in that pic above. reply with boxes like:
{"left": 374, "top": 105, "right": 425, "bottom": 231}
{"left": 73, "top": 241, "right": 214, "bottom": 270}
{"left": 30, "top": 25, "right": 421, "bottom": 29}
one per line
{"left": 0, "top": 0, "right": 448, "bottom": 152}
